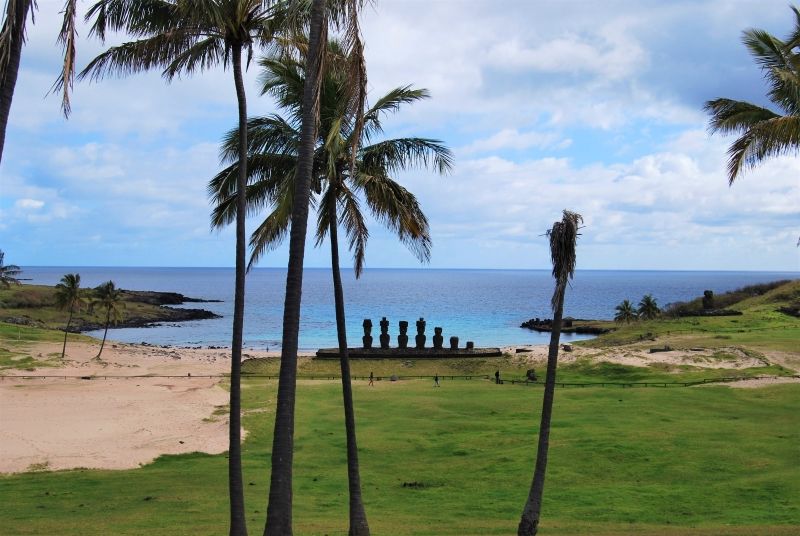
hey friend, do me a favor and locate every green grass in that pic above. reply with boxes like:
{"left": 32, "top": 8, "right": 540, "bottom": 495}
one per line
{"left": 582, "top": 280, "right": 800, "bottom": 354}
{"left": 0, "top": 323, "right": 94, "bottom": 371}
{"left": 2, "top": 379, "right": 798, "bottom": 535}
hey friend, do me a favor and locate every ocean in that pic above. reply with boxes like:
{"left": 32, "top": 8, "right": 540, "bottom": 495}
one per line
{"left": 19, "top": 267, "right": 799, "bottom": 351}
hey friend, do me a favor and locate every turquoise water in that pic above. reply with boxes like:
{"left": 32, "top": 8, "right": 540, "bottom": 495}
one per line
{"left": 21, "top": 267, "right": 798, "bottom": 350}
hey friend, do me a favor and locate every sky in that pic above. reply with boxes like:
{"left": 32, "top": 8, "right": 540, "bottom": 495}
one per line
{"left": 1, "top": 0, "right": 799, "bottom": 272}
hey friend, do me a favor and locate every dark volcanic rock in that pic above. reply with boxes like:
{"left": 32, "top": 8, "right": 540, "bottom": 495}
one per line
{"left": 120, "top": 290, "right": 221, "bottom": 305}
{"left": 76, "top": 307, "right": 221, "bottom": 332}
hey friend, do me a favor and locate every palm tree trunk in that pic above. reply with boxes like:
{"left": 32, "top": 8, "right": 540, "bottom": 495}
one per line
{"left": 327, "top": 195, "right": 370, "bottom": 536}
{"left": 61, "top": 305, "right": 74, "bottom": 359}
{"left": 517, "top": 292, "right": 566, "bottom": 536}
{"left": 0, "top": 0, "right": 30, "bottom": 165}
{"left": 229, "top": 42, "right": 248, "bottom": 536}
{"left": 264, "top": 1, "right": 326, "bottom": 533}
{"left": 96, "top": 308, "right": 110, "bottom": 359}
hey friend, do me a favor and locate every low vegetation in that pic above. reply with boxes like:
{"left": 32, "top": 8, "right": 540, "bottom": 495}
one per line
{"left": 0, "top": 284, "right": 217, "bottom": 332}
{"left": 1, "top": 379, "right": 797, "bottom": 535}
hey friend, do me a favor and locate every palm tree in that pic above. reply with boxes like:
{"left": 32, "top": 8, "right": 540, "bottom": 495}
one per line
{"left": 518, "top": 210, "right": 582, "bottom": 536}
{"left": 614, "top": 299, "right": 637, "bottom": 324}
{"left": 1, "top": 0, "right": 80, "bottom": 164}
{"left": 705, "top": 6, "right": 800, "bottom": 184}
{"left": 210, "top": 39, "right": 452, "bottom": 536}
{"left": 261, "top": 1, "right": 368, "bottom": 533}
{"left": 637, "top": 294, "right": 660, "bottom": 320}
{"left": 78, "top": 3, "right": 284, "bottom": 533}
{"left": 55, "top": 273, "right": 83, "bottom": 359}
{"left": 90, "top": 280, "right": 124, "bottom": 359}
{"left": 0, "top": 249, "right": 21, "bottom": 287}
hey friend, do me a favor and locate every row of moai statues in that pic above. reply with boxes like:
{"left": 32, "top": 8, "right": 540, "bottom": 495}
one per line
{"left": 362, "top": 317, "right": 473, "bottom": 350}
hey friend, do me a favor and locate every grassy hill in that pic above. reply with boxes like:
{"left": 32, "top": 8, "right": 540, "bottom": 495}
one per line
{"left": 0, "top": 284, "right": 218, "bottom": 332}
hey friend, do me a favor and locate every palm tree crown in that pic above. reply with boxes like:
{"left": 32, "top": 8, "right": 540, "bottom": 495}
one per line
{"left": 209, "top": 39, "right": 453, "bottom": 274}
{"left": 637, "top": 294, "right": 661, "bottom": 321}
{"left": 614, "top": 299, "right": 637, "bottom": 323}
{"left": 0, "top": 250, "right": 21, "bottom": 288}
{"left": 705, "top": 6, "right": 800, "bottom": 184}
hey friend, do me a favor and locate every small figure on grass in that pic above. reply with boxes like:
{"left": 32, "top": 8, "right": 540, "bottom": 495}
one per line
{"left": 526, "top": 369, "right": 538, "bottom": 383}
{"left": 434, "top": 373, "right": 440, "bottom": 387}
{"left": 495, "top": 370, "right": 501, "bottom": 384}
{"left": 369, "top": 371, "right": 374, "bottom": 387}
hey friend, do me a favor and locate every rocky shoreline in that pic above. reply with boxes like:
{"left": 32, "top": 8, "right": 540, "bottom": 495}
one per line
{"left": 520, "top": 317, "right": 611, "bottom": 335}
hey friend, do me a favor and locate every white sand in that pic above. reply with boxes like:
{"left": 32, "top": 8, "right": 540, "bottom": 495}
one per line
{"left": 0, "top": 340, "right": 289, "bottom": 474}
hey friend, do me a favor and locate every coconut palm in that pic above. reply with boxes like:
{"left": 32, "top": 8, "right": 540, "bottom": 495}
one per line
{"left": 614, "top": 299, "right": 637, "bottom": 324}
{"left": 78, "top": 3, "right": 286, "bottom": 533}
{"left": 705, "top": 6, "right": 800, "bottom": 184}
{"left": 0, "top": 0, "right": 80, "bottom": 164}
{"left": 262, "top": 0, "right": 369, "bottom": 532}
{"left": 637, "top": 294, "right": 660, "bottom": 320}
{"left": 518, "top": 210, "right": 582, "bottom": 536}
{"left": 90, "top": 280, "right": 124, "bottom": 359}
{"left": 55, "top": 273, "right": 84, "bottom": 359}
{"left": 210, "top": 39, "right": 452, "bottom": 535}
{"left": 0, "top": 249, "right": 21, "bottom": 287}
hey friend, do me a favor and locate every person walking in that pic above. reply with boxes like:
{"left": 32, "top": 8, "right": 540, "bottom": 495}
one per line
{"left": 369, "top": 371, "right": 374, "bottom": 386}
{"left": 495, "top": 369, "right": 500, "bottom": 385}
{"left": 434, "top": 373, "right": 440, "bottom": 387}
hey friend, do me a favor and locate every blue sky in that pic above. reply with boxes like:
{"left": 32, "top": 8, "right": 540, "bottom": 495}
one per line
{"left": 1, "top": 0, "right": 798, "bottom": 271}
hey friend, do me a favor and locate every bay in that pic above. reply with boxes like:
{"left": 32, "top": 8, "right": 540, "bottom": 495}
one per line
{"left": 19, "top": 267, "right": 799, "bottom": 351}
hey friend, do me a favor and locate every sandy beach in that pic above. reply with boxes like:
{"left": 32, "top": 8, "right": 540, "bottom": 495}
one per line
{"left": 1, "top": 339, "right": 797, "bottom": 474}
{"left": 0, "top": 341, "right": 294, "bottom": 474}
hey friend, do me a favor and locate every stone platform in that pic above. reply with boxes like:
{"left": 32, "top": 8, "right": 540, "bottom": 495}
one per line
{"left": 315, "top": 347, "right": 503, "bottom": 359}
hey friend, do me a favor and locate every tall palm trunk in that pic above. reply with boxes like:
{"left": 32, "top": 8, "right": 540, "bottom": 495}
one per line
{"left": 229, "top": 42, "right": 249, "bottom": 536}
{"left": 327, "top": 193, "right": 370, "bottom": 536}
{"left": 0, "top": 0, "right": 30, "bottom": 165}
{"left": 518, "top": 210, "right": 581, "bottom": 536}
{"left": 61, "top": 303, "right": 74, "bottom": 359}
{"left": 96, "top": 307, "right": 110, "bottom": 359}
{"left": 265, "top": 0, "right": 326, "bottom": 533}
{"left": 517, "top": 294, "right": 565, "bottom": 535}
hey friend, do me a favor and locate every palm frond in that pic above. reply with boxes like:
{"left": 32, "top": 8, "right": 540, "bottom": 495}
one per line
{"left": 49, "top": 0, "right": 77, "bottom": 117}
{"left": 219, "top": 114, "right": 300, "bottom": 162}
{"left": 78, "top": 29, "right": 202, "bottom": 82}
{"left": 209, "top": 154, "right": 297, "bottom": 228}
{"left": 85, "top": 0, "right": 178, "bottom": 41}
{"left": 360, "top": 137, "right": 454, "bottom": 175}
{"left": 247, "top": 176, "right": 295, "bottom": 270}
{"left": 704, "top": 98, "right": 779, "bottom": 134}
{"left": 726, "top": 115, "right": 800, "bottom": 184}
{"left": 546, "top": 210, "right": 582, "bottom": 312}
{"left": 163, "top": 35, "right": 225, "bottom": 79}
{"left": 337, "top": 183, "right": 369, "bottom": 277}
{"left": 353, "top": 172, "right": 431, "bottom": 264}
{"left": 362, "top": 85, "right": 429, "bottom": 141}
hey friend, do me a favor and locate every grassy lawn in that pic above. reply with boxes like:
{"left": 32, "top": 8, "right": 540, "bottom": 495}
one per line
{"left": 0, "top": 322, "right": 95, "bottom": 371}
{"left": 2, "top": 379, "right": 798, "bottom": 535}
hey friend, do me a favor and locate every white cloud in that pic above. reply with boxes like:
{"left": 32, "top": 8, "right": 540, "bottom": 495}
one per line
{"left": 14, "top": 198, "right": 45, "bottom": 210}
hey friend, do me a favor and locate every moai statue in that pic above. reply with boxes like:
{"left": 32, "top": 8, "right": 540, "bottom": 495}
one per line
{"left": 703, "top": 290, "right": 714, "bottom": 310}
{"left": 433, "top": 327, "right": 444, "bottom": 349}
{"left": 449, "top": 336, "right": 459, "bottom": 350}
{"left": 398, "top": 320, "right": 409, "bottom": 349}
{"left": 379, "top": 317, "right": 390, "bottom": 349}
{"left": 415, "top": 317, "right": 427, "bottom": 349}
{"left": 362, "top": 318, "right": 373, "bottom": 349}
{"left": 466, "top": 341, "right": 474, "bottom": 350}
